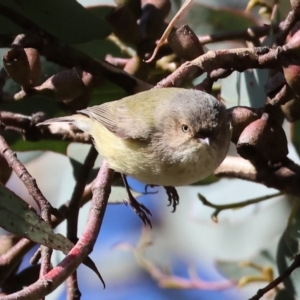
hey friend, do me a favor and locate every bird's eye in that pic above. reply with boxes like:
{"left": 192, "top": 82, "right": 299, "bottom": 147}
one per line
{"left": 181, "top": 124, "right": 189, "bottom": 133}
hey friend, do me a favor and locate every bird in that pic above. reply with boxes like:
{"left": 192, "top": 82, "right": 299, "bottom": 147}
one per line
{"left": 38, "top": 87, "right": 231, "bottom": 226}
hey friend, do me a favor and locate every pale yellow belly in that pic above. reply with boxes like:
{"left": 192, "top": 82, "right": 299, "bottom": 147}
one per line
{"left": 91, "top": 121, "right": 219, "bottom": 186}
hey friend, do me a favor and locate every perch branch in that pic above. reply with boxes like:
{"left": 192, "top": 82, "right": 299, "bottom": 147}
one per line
{"left": 0, "top": 160, "right": 114, "bottom": 300}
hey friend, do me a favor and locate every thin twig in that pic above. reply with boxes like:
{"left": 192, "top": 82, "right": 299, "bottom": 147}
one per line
{"left": 198, "top": 23, "right": 280, "bottom": 45}
{"left": 198, "top": 192, "right": 282, "bottom": 222}
{"left": 0, "top": 111, "right": 91, "bottom": 144}
{"left": 249, "top": 254, "right": 300, "bottom": 300}
{"left": 66, "top": 146, "right": 98, "bottom": 300}
{"left": 0, "top": 134, "right": 59, "bottom": 217}
{"left": 0, "top": 160, "right": 114, "bottom": 300}
{"left": 156, "top": 46, "right": 278, "bottom": 88}
{"left": 132, "top": 227, "right": 233, "bottom": 290}
{"left": 0, "top": 238, "right": 34, "bottom": 286}
{"left": 0, "top": 134, "right": 55, "bottom": 282}
{"left": 215, "top": 156, "right": 300, "bottom": 198}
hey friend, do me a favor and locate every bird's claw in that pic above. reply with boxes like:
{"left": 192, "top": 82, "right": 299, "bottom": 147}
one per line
{"left": 124, "top": 197, "right": 152, "bottom": 227}
{"left": 163, "top": 186, "right": 179, "bottom": 212}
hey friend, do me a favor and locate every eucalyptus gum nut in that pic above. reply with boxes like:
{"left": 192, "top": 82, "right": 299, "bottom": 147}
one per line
{"left": 168, "top": 25, "right": 204, "bottom": 61}
{"left": 35, "top": 68, "right": 86, "bottom": 101}
{"left": 61, "top": 72, "right": 94, "bottom": 113}
{"left": 237, "top": 114, "right": 288, "bottom": 162}
{"left": 227, "top": 106, "right": 262, "bottom": 144}
{"left": 281, "top": 97, "right": 300, "bottom": 122}
{"left": 285, "top": 29, "right": 300, "bottom": 57}
{"left": 3, "top": 48, "right": 41, "bottom": 90}
{"left": 24, "top": 48, "right": 41, "bottom": 86}
{"left": 282, "top": 63, "right": 300, "bottom": 97}
{"left": 282, "top": 30, "right": 300, "bottom": 97}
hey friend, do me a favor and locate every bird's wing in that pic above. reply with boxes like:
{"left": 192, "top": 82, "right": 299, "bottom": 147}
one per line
{"left": 78, "top": 91, "right": 159, "bottom": 140}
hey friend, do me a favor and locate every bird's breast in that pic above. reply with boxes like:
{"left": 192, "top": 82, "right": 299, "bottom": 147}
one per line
{"left": 90, "top": 122, "right": 223, "bottom": 186}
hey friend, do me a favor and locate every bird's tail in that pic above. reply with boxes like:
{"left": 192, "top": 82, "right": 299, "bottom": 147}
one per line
{"left": 37, "top": 114, "right": 92, "bottom": 133}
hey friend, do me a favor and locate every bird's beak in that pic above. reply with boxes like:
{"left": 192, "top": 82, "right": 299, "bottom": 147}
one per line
{"left": 198, "top": 137, "right": 210, "bottom": 146}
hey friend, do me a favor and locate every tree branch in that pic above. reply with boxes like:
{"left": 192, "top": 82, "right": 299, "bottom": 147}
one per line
{"left": 0, "top": 160, "right": 114, "bottom": 300}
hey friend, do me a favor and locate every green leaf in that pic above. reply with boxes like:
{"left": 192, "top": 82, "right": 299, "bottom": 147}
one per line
{"left": 0, "top": 183, "right": 73, "bottom": 254}
{"left": 1, "top": 96, "right": 68, "bottom": 153}
{"left": 220, "top": 4, "right": 279, "bottom": 109}
{"left": 276, "top": 202, "right": 300, "bottom": 298}
{"left": 89, "top": 82, "right": 127, "bottom": 107}
{"left": 0, "top": 14, "right": 22, "bottom": 35}
{"left": 0, "top": 0, "right": 111, "bottom": 43}
{"left": 190, "top": 174, "right": 219, "bottom": 185}
{"left": 178, "top": 3, "right": 257, "bottom": 36}
{"left": 274, "top": 289, "right": 296, "bottom": 300}
{"left": 221, "top": 69, "right": 268, "bottom": 108}
{"left": 72, "top": 39, "right": 124, "bottom": 60}
{"left": 68, "top": 143, "right": 103, "bottom": 184}
{"left": 217, "top": 249, "right": 276, "bottom": 282}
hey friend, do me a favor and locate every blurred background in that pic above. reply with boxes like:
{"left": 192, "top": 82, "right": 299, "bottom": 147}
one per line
{"left": 1, "top": 0, "right": 295, "bottom": 299}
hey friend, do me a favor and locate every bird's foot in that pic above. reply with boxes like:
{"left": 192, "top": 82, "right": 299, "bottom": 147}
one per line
{"left": 124, "top": 194, "right": 152, "bottom": 227}
{"left": 164, "top": 186, "right": 179, "bottom": 212}
{"left": 122, "top": 174, "right": 152, "bottom": 226}
{"left": 145, "top": 184, "right": 179, "bottom": 212}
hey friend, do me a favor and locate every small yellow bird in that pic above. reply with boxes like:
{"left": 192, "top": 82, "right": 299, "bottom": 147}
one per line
{"left": 39, "top": 88, "right": 230, "bottom": 225}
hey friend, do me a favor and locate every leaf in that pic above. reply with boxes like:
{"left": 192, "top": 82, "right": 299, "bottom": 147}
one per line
{"left": 221, "top": 69, "right": 268, "bottom": 108}
{"left": 0, "top": 183, "right": 74, "bottom": 254}
{"left": 276, "top": 202, "right": 300, "bottom": 299}
{"left": 0, "top": 14, "right": 22, "bottom": 35}
{"left": 177, "top": 3, "right": 258, "bottom": 36}
{"left": 0, "top": 96, "right": 68, "bottom": 154}
{"left": 274, "top": 289, "right": 296, "bottom": 300}
{"left": 72, "top": 39, "right": 124, "bottom": 61}
{"left": 0, "top": 0, "right": 111, "bottom": 43}
{"left": 67, "top": 143, "right": 103, "bottom": 184}
{"left": 217, "top": 249, "right": 276, "bottom": 282}
{"left": 220, "top": 5, "right": 280, "bottom": 109}
{"left": 88, "top": 82, "right": 127, "bottom": 107}
{"left": 190, "top": 174, "right": 219, "bottom": 185}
